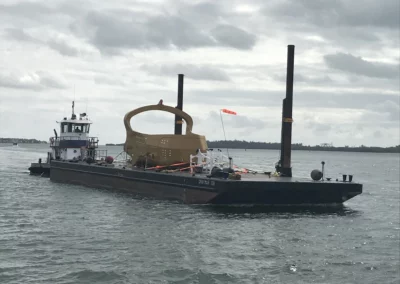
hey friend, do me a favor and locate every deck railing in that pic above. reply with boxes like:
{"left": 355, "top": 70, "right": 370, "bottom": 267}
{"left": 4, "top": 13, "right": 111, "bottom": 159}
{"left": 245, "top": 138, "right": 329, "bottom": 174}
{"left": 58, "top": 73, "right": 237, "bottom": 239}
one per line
{"left": 83, "top": 149, "right": 108, "bottom": 161}
{"left": 49, "top": 136, "right": 99, "bottom": 148}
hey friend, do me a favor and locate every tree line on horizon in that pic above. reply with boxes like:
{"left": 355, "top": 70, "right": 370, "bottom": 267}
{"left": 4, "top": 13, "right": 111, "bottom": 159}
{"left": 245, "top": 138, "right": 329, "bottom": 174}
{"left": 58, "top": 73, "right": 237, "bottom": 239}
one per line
{"left": 3, "top": 137, "right": 398, "bottom": 153}
{"left": 206, "top": 140, "right": 400, "bottom": 153}
{"left": 0, "top": 138, "right": 47, "bottom": 144}
{"left": 104, "top": 139, "right": 400, "bottom": 153}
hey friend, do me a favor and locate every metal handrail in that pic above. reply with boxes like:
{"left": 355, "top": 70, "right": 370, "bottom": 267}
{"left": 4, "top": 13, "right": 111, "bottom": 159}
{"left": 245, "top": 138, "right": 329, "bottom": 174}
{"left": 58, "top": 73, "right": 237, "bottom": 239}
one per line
{"left": 50, "top": 136, "right": 99, "bottom": 141}
{"left": 49, "top": 136, "right": 99, "bottom": 148}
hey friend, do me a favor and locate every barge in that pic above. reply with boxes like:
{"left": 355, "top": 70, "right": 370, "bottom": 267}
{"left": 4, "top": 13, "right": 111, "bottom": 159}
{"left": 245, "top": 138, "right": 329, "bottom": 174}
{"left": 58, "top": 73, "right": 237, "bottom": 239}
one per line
{"left": 50, "top": 160, "right": 362, "bottom": 204}
{"left": 46, "top": 45, "right": 362, "bottom": 204}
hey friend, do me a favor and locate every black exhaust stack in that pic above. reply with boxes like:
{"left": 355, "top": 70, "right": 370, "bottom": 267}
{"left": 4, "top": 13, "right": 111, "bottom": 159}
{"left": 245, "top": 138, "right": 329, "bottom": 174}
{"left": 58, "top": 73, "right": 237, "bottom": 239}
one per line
{"left": 276, "top": 45, "right": 295, "bottom": 177}
{"left": 174, "top": 74, "right": 184, "bottom": 135}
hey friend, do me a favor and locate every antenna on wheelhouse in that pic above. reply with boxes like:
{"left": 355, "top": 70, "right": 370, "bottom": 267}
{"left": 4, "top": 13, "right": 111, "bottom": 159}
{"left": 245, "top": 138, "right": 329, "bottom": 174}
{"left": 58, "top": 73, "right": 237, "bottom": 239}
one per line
{"left": 72, "top": 85, "right": 76, "bottom": 119}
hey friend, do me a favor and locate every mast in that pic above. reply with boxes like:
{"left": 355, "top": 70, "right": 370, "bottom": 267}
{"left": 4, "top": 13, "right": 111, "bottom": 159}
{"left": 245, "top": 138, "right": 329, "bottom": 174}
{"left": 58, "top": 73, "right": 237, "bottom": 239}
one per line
{"left": 277, "top": 45, "right": 295, "bottom": 177}
{"left": 174, "top": 74, "right": 184, "bottom": 135}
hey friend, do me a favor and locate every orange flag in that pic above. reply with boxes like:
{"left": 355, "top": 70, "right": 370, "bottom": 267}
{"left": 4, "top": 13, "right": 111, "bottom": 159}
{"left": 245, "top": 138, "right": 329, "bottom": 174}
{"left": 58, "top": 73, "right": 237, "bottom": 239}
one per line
{"left": 221, "top": 109, "right": 237, "bottom": 115}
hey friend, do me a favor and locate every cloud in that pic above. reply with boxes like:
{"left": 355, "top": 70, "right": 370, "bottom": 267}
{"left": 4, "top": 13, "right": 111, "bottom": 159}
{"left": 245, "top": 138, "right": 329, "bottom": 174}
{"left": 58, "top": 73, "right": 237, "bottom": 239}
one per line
{"left": 5, "top": 28, "right": 81, "bottom": 57}
{"left": 79, "top": 11, "right": 216, "bottom": 52}
{"left": 273, "top": 73, "right": 333, "bottom": 85}
{"left": 265, "top": 0, "right": 400, "bottom": 29}
{"left": 228, "top": 114, "right": 266, "bottom": 129}
{"left": 141, "top": 64, "right": 230, "bottom": 81}
{"left": 211, "top": 24, "right": 257, "bottom": 50}
{"left": 71, "top": 7, "right": 260, "bottom": 53}
{"left": 176, "top": 2, "right": 223, "bottom": 28}
{"left": 0, "top": 71, "right": 67, "bottom": 91}
{"left": 0, "top": 1, "right": 53, "bottom": 19}
{"left": 5, "top": 28, "right": 38, "bottom": 42}
{"left": 47, "top": 37, "right": 79, "bottom": 56}
{"left": 186, "top": 89, "right": 400, "bottom": 110}
{"left": 373, "top": 130, "right": 383, "bottom": 139}
{"left": 261, "top": 0, "right": 399, "bottom": 52}
{"left": 366, "top": 100, "right": 400, "bottom": 121}
{"left": 324, "top": 52, "right": 400, "bottom": 79}
{"left": 145, "top": 16, "right": 215, "bottom": 49}
{"left": 94, "top": 75, "right": 126, "bottom": 86}
{"left": 338, "top": 0, "right": 400, "bottom": 29}
{"left": 305, "top": 123, "right": 333, "bottom": 137}
{"left": 83, "top": 11, "right": 146, "bottom": 50}
{"left": 204, "top": 110, "right": 266, "bottom": 130}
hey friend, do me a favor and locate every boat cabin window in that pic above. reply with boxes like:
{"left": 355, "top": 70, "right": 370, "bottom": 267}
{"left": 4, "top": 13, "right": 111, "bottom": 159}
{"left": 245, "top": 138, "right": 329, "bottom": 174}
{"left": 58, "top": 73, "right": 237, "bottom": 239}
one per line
{"left": 61, "top": 123, "right": 68, "bottom": 133}
{"left": 61, "top": 123, "right": 90, "bottom": 133}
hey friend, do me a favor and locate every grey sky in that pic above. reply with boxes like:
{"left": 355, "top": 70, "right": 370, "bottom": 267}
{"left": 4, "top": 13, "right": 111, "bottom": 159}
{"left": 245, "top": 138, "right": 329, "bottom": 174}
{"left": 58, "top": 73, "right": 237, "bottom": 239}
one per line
{"left": 0, "top": 0, "right": 399, "bottom": 146}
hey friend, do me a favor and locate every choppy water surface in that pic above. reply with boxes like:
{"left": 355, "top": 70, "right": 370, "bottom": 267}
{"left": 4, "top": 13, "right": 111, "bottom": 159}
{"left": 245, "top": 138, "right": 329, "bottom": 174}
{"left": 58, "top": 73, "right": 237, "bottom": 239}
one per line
{"left": 0, "top": 144, "right": 399, "bottom": 283}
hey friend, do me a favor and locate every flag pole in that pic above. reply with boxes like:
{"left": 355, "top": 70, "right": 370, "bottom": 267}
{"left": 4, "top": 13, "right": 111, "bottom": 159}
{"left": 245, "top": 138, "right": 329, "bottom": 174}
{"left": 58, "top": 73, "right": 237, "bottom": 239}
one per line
{"left": 219, "top": 109, "right": 230, "bottom": 158}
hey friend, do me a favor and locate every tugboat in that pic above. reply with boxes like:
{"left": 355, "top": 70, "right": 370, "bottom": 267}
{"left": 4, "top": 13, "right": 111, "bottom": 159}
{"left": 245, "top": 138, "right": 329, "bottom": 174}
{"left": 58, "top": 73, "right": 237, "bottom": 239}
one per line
{"left": 28, "top": 101, "right": 100, "bottom": 176}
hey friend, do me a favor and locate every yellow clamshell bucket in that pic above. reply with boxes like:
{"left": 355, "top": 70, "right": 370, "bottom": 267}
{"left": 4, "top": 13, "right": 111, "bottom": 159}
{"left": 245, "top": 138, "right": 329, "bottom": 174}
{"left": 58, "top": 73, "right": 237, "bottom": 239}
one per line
{"left": 123, "top": 104, "right": 208, "bottom": 167}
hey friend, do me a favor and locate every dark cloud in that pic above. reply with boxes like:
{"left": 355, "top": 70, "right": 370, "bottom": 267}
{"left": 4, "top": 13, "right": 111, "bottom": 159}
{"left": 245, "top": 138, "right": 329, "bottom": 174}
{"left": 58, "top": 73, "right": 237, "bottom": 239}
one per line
{"left": 5, "top": 27, "right": 80, "bottom": 57}
{"left": 186, "top": 89, "right": 400, "bottom": 110}
{"left": 0, "top": 1, "right": 53, "bottom": 19}
{"left": 46, "top": 37, "right": 79, "bottom": 56}
{"left": 261, "top": 0, "right": 399, "bottom": 51}
{"left": 84, "top": 11, "right": 146, "bottom": 50}
{"left": 4, "top": 28, "right": 38, "bottom": 42}
{"left": 324, "top": 52, "right": 399, "bottom": 79}
{"left": 141, "top": 64, "right": 230, "bottom": 81}
{"left": 146, "top": 16, "right": 215, "bottom": 49}
{"left": 338, "top": 0, "right": 400, "bottom": 29}
{"left": 71, "top": 6, "right": 259, "bottom": 52}
{"left": 211, "top": 24, "right": 257, "bottom": 50}
{"left": 366, "top": 100, "right": 400, "bottom": 121}
{"left": 177, "top": 2, "right": 222, "bottom": 28}
{"left": 266, "top": 0, "right": 342, "bottom": 28}
{"left": 80, "top": 11, "right": 215, "bottom": 52}
{"left": 265, "top": 0, "right": 400, "bottom": 29}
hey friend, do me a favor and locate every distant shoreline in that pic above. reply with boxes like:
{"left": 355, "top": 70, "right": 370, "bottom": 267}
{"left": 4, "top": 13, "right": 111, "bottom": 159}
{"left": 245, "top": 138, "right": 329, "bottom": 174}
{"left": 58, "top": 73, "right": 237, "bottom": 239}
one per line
{"left": 1, "top": 138, "right": 397, "bottom": 153}
{"left": 105, "top": 140, "right": 400, "bottom": 154}
{"left": 0, "top": 138, "right": 47, "bottom": 144}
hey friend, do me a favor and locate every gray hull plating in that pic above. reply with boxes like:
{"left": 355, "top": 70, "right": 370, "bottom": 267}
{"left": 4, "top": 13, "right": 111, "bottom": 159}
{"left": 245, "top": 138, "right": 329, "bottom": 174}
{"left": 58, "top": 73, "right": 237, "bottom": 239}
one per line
{"left": 50, "top": 161, "right": 362, "bottom": 205}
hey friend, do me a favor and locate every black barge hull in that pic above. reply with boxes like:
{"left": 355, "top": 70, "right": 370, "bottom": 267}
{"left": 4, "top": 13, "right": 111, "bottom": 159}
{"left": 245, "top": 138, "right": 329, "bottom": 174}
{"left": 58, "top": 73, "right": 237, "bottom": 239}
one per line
{"left": 50, "top": 161, "right": 362, "bottom": 205}
{"left": 29, "top": 163, "right": 50, "bottom": 177}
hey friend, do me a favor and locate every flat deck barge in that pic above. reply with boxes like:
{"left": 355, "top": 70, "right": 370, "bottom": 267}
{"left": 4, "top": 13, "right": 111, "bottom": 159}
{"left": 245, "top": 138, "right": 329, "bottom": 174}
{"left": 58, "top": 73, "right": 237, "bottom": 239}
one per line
{"left": 50, "top": 160, "right": 362, "bottom": 205}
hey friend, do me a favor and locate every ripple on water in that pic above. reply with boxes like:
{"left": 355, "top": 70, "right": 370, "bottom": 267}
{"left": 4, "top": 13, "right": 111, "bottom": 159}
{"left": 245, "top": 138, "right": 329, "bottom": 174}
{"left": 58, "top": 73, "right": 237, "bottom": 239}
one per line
{"left": 52, "top": 270, "right": 128, "bottom": 284}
